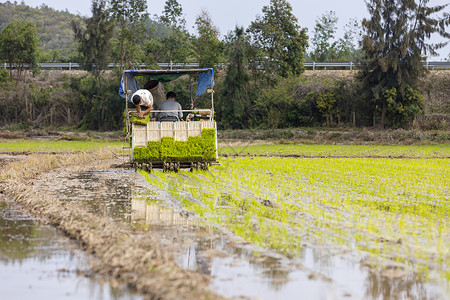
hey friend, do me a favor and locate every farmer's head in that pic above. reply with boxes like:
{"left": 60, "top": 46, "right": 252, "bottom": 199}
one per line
{"left": 132, "top": 94, "right": 141, "bottom": 105}
{"left": 166, "top": 91, "right": 176, "bottom": 100}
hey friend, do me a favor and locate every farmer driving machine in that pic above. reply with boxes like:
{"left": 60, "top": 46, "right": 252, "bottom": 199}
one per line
{"left": 120, "top": 68, "right": 218, "bottom": 172}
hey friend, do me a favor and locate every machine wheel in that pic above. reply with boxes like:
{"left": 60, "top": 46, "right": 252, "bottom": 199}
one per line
{"left": 189, "top": 162, "right": 208, "bottom": 171}
{"left": 163, "top": 162, "right": 176, "bottom": 172}
{"left": 144, "top": 163, "right": 152, "bottom": 172}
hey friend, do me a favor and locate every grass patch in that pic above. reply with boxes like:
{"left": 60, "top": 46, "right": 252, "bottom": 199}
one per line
{"left": 0, "top": 139, "right": 127, "bottom": 153}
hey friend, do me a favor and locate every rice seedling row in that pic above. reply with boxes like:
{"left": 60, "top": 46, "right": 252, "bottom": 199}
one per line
{"left": 141, "top": 154, "right": 449, "bottom": 282}
{"left": 220, "top": 144, "right": 450, "bottom": 158}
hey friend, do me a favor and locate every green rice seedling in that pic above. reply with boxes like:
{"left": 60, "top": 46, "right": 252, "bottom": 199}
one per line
{"left": 139, "top": 151, "right": 449, "bottom": 283}
{"left": 133, "top": 129, "right": 216, "bottom": 162}
{"left": 130, "top": 114, "right": 151, "bottom": 125}
{"left": 220, "top": 144, "right": 450, "bottom": 158}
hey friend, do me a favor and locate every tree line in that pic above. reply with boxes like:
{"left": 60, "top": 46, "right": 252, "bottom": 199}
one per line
{"left": 0, "top": 0, "right": 449, "bottom": 131}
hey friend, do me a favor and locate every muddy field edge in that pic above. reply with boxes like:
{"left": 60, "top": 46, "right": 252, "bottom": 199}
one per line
{"left": 0, "top": 153, "right": 222, "bottom": 300}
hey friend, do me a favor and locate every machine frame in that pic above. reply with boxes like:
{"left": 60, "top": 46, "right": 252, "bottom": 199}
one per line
{"left": 121, "top": 68, "right": 218, "bottom": 171}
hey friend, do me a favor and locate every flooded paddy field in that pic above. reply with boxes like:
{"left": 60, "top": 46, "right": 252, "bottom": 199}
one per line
{"left": 0, "top": 194, "right": 142, "bottom": 300}
{"left": 27, "top": 162, "right": 356, "bottom": 299}
{"left": 144, "top": 153, "right": 449, "bottom": 300}
{"left": 0, "top": 141, "right": 449, "bottom": 299}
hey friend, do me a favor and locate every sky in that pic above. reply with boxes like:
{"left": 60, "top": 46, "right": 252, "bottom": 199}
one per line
{"left": 3, "top": 0, "right": 450, "bottom": 60}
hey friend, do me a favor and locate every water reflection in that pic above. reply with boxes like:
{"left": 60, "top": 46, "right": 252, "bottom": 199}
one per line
{"left": 363, "top": 265, "right": 442, "bottom": 300}
{"left": 245, "top": 254, "right": 291, "bottom": 291}
{"left": 129, "top": 196, "right": 297, "bottom": 294}
{"left": 0, "top": 198, "right": 142, "bottom": 300}
{"left": 131, "top": 199, "right": 189, "bottom": 226}
{"left": 54, "top": 171, "right": 149, "bottom": 222}
{"left": 128, "top": 190, "right": 449, "bottom": 300}
{"left": 0, "top": 201, "right": 37, "bottom": 262}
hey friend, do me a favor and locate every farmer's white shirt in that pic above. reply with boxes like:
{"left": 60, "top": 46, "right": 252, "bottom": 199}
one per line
{"left": 132, "top": 89, "right": 153, "bottom": 107}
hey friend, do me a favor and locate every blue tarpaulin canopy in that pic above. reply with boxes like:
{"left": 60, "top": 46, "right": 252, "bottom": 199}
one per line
{"left": 119, "top": 68, "right": 214, "bottom": 99}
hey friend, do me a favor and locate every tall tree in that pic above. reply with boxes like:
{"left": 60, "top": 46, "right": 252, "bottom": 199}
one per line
{"left": 108, "top": 0, "right": 149, "bottom": 73}
{"left": 360, "top": 0, "right": 450, "bottom": 127}
{"left": 310, "top": 11, "right": 339, "bottom": 62}
{"left": 334, "top": 18, "right": 363, "bottom": 61}
{"left": 71, "top": 1, "right": 116, "bottom": 131}
{"left": 310, "top": 13, "right": 363, "bottom": 62}
{"left": 248, "top": 0, "right": 308, "bottom": 78}
{"left": 0, "top": 20, "right": 39, "bottom": 81}
{"left": 71, "top": 0, "right": 114, "bottom": 81}
{"left": 220, "top": 27, "right": 251, "bottom": 129}
{"left": 160, "top": 0, "right": 185, "bottom": 29}
{"left": 194, "top": 10, "right": 222, "bottom": 68}
{"left": 157, "top": 0, "right": 192, "bottom": 63}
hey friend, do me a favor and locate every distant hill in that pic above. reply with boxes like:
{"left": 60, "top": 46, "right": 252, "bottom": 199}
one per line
{"left": 0, "top": 2, "right": 173, "bottom": 61}
{"left": 0, "top": 2, "right": 83, "bottom": 58}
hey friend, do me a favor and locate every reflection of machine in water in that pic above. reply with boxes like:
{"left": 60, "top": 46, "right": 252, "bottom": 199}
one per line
{"left": 129, "top": 193, "right": 297, "bottom": 290}
{"left": 130, "top": 194, "right": 210, "bottom": 274}
{"left": 131, "top": 198, "right": 189, "bottom": 227}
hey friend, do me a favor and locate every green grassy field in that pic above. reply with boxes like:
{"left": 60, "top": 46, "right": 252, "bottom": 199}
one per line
{"left": 2, "top": 139, "right": 448, "bottom": 158}
{"left": 142, "top": 145, "right": 450, "bottom": 282}
{"left": 0, "top": 139, "right": 127, "bottom": 152}
{"left": 220, "top": 143, "right": 450, "bottom": 158}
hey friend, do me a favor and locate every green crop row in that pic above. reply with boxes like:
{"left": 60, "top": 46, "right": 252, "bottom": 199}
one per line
{"left": 141, "top": 153, "right": 449, "bottom": 283}
{"left": 220, "top": 143, "right": 450, "bottom": 158}
{"left": 133, "top": 129, "right": 216, "bottom": 162}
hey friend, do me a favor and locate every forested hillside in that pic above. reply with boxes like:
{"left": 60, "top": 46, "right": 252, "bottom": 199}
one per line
{"left": 0, "top": 1, "right": 171, "bottom": 61}
{"left": 0, "top": 2, "right": 82, "bottom": 59}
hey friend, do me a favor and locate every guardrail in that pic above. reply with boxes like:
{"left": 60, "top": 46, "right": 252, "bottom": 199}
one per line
{"left": 2, "top": 61, "right": 450, "bottom": 71}
{"left": 304, "top": 62, "right": 359, "bottom": 70}
{"left": 304, "top": 61, "right": 450, "bottom": 70}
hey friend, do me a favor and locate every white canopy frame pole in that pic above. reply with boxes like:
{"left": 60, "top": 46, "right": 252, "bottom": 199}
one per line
{"left": 210, "top": 70, "right": 214, "bottom": 122}
{"left": 125, "top": 74, "right": 131, "bottom": 140}
{"left": 190, "top": 75, "right": 193, "bottom": 109}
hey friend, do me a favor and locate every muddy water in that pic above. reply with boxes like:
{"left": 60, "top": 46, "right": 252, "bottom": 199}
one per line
{"left": 29, "top": 165, "right": 449, "bottom": 300}
{"left": 0, "top": 195, "right": 142, "bottom": 300}
{"left": 129, "top": 198, "right": 448, "bottom": 300}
